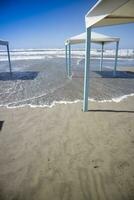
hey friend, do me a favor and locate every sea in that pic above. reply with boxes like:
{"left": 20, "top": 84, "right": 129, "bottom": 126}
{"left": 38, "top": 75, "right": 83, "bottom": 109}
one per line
{"left": 0, "top": 49, "right": 134, "bottom": 108}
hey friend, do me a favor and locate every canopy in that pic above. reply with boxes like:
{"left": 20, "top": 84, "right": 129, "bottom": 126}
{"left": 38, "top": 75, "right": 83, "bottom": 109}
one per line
{"left": 0, "top": 40, "right": 8, "bottom": 46}
{"left": 85, "top": 0, "right": 134, "bottom": 28}
{"left": 65, "top": 32, "right": 119, "bottom": 45}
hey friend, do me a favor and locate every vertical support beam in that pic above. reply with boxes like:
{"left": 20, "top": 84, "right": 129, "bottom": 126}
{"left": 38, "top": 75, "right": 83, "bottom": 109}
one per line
{"left": 83, "top": 27, "right": 91, "bottom": 112}
{"left": 68, "top": 43, "right": 72, "bottom": 78}
{"left": 113, "top": 41, "right": 119, "bottom": 77}
{"left": 100, "top": 42, "right": 104, "bottom": 72}
{"left": 7, "top": 44, "right": 12, "bottom": 74}
{"left": 65, "top": 44, "right": 68, "bottom": 76}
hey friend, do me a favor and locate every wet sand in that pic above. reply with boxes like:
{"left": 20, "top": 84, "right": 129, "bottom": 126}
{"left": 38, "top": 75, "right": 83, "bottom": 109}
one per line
{"left": 0, "top": 57, "right": 134, "bottom": 107}
{"left": 0, "top": 97, "right": 134, "bottom": 200}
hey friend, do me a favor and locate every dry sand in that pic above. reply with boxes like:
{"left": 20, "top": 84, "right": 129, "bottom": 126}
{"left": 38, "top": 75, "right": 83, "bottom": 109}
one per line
{"left": 0, "top": 97, "right": 134, "bottom": 200}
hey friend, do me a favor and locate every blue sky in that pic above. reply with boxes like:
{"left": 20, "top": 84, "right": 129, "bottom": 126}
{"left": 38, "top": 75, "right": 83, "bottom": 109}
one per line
{"left": 0, "top": 0, "right": 134, "bottom": 49}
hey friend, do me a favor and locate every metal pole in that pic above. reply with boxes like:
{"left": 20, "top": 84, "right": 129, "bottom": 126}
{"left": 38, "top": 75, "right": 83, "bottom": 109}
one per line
{"left": 68, "top": 43, "right": 72, "bottom": 78}
{"left": 65, "top": 44, "right": 68, "bottom": 76}
{"left": 83, "top": 27, "right": 92, "bottom": 112}
{"left": 100, "top": 42, "right": 104, "bottom": 72}
{"left": 7, "top": 44, "right": 12, "bottom": 74}
{"left": 113, "top": 41, "right": 119, "bottom": 77}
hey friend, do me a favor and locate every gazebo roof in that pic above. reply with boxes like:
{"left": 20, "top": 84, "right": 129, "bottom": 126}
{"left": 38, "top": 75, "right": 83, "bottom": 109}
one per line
{"left": 85, "top": 0, "right": 134, "bottom": 28}
{"left": 0, "top": 40, "right": 8, "bottom": 46}
{"left": 65, "top": 31, "right": 119, "bottom": 45}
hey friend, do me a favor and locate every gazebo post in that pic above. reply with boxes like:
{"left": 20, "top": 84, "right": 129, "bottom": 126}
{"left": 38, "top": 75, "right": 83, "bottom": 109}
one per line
{"left": 68, "top": 43, "right": 72, "bottom": 78}
{"left": 113, "top": 41, "right": 119, "bottom": 77}
{"left": 83, "top": 27, "right": 91, "bottom": 112}
{"left": 7, "top": 44, "right": 12, "bottom": 74}
{"left": 100, "top": 42, "right": 104, "bottom": 72}
{"left": 65, "top": 44, "right": 68, "bottom": 76}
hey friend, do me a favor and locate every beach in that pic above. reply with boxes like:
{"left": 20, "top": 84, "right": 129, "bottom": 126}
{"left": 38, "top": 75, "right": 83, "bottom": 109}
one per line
{"left": 0, "top": 51, "right": 134, "bottom": 199}
{"left": 1, "top": 0, "right": 134, "bottom": 198}
{"left": 0, "top": 96, "right": 134, "bottom": 200}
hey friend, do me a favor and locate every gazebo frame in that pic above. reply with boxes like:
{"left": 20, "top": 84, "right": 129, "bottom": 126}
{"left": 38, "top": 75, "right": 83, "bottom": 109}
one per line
{"left": 0, "top": 40, "right": 12, "bottom": 73}
{"left": 83, "top": 0, "right": 134, "bottom": 112}
{"left": 65, "top": 32, "right": 120, "bottom": 78}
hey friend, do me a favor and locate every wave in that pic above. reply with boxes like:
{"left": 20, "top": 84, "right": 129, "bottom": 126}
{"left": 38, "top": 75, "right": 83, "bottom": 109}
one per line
{"left": 0, "top": 93, "right": 134, "bottom": 109}
{"left": 0, "top": 49, "right": 133, "bottom": 61}
{"left": 1, "top": 55, "right": 133, "bottom": 62}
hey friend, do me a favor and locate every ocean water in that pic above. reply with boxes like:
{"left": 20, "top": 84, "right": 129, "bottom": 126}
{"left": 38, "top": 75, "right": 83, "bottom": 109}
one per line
{"left": 0, "top": 50, "right": 134, "bottom": 108}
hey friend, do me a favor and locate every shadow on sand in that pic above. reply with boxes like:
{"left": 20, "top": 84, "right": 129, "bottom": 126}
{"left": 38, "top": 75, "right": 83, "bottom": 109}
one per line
{"left": 93, "top": 70, "right": 134, "bottom": 79}
{"left": 72, "top": 70, "right": 134, "bottom": 79}
{"left": 0, "top": 71, "right": 39, "bottom": 81}
{"left": 0, "top": 121, "right": 4, "bottom": 131}
{"left": 88, "top": 109, "right": 134, "bottom": 113}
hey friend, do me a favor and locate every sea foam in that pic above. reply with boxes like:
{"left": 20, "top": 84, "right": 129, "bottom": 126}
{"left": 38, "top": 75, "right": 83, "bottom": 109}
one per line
{"left": 0, "top": 93, "right": 134, "bottom": 109}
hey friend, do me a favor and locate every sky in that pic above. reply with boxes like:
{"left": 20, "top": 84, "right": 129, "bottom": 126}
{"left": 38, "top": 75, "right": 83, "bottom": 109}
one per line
{"left": 0, "top": 0, "right": 134, "bottom": 49}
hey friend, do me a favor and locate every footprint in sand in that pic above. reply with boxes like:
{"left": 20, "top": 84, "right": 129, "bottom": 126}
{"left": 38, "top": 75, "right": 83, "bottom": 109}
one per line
{"left": 112, "top": 160, "right": 130, "bottom": 177}
{"left": 78, "top": 167, "right": 128, "bottom": 200}
{"left": 59, "top": 182, "right": 72, "bottom": 200}
{"left": 78, "top": 167, "right": 108, "bottom": 200}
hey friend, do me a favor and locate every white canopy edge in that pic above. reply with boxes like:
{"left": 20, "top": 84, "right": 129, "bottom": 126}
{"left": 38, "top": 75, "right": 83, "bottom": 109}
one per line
{"left": 85, "top": 0, "right": 134, "bottom": 28}
{"left": 0, "top": 40, "right": 8, "bottom": 46}
{"left": 65, "top": 31, "right": 119, "bottom": 45}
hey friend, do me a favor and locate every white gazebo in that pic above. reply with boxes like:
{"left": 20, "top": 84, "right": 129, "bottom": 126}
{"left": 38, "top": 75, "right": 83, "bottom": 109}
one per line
{"left": 83, "top": 0, "right": 134, "bottom": 111}
{"left": 65, "top": 31, "right": 120, "bottom": 78}
{"left": 0, "top": 40, "right": 12, "bottom": 73}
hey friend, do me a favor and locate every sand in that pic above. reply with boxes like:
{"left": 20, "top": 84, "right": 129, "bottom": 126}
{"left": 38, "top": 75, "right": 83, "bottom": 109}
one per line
{"left": 0, "top": 97, "right": 134, "bottom": 200}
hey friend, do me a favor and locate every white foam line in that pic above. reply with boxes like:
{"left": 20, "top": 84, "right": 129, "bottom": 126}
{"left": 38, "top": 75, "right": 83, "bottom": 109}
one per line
{"left": 0, "top": 93, "right": 134, "bottom": 109}
{"left": 0, "top": 99, "right": 82, "bottom": 109}
{"left": 96, "top": 93, "right": 134, "bottom": 103}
